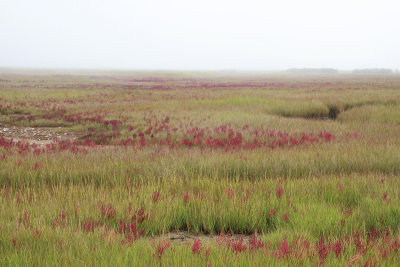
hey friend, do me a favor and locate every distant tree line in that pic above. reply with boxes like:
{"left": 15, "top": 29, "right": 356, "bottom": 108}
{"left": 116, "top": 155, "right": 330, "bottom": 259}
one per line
{"left": 286, "top": 68, "right": 338, "bottom": 74}
{"left": 352, "top": 68, "right": 393, "bottom": 74}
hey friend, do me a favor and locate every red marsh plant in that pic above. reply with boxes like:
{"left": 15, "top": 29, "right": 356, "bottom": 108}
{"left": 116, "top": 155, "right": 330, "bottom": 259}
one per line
{"left": 269, "top": 207, "right": 277, "bottom": 217}
{"left": 11, "top": 238, "right": 17, "bottom": 248}
{"left": 274, "top": 237, "right": 292, "bottom": 259}
{"left": 382, "top": 192, "right": 390, "bottom": 204}
{"left": 216, "top": 233, "right": 247, "bottom": 254}
{"left": 119, "top": 207, "right": 148, "bottom": 245}
{"left": 249, "top": 234, "right": 264, "bottom": 251}
{"left": 81, "top": 218, "right": 104, "bottom": 233}
{"left": 183, "top": 193, "right": 190, "bottom": 204}
{"left": 231, "top": 238, "right": 247, "bottom": 253}
{"left": 192, "top": 238, "right": 203, "bottom": 254}
{"left": 316, "top": 237, "right": 329, "bottom": 265}
{"left": 333, "top": 239, "right": 343, "bottom": 257}
{"left": 276, "top": 186, "right": 284, "bottom": 199}
{"left": 101, "top": 204, "right": 116, "bottom": 219}
{"left": 34, "top": 162, "right": 42, "bottom": 170}
{"left": 152, "top": 191, "right": 161, "bottom": 202}
{"left": 204, "top": 247, "right": 211, "bottom": 259}
{"left": 282, "top": 213, "right": 290, "bottom": 223}
{"left": 154, "top": 240, "right": 171, "bottom": 260}
{"left": 51, "top": 210, "right": 67, "bottom": 229}
{"left": 225, "top": 187, "right": 234, "bottom": 199}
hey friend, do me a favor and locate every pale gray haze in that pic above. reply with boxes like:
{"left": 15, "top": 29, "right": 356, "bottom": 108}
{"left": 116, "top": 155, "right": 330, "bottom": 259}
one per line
{"left": 0, "top": 0, "right": 399, "bottom": 70}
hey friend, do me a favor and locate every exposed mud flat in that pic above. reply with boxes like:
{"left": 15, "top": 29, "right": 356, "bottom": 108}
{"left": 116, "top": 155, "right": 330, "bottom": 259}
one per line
{"left": 149, "top": 232, "right": 253, "bottom": 245}
{"left": 0, "top": 123, "right": 81, "bottom": 146}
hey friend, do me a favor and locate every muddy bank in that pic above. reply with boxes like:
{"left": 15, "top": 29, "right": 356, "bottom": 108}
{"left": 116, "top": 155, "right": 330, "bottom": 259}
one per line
{"left": 147, "top": 232, "right": 254, "bottom": 245}
{"left": 0, "top": 123, "right": 81, "bottom": 146}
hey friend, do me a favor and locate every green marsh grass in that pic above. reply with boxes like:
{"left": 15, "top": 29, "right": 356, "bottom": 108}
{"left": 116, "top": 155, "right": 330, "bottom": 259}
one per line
{"left": 1, "top": 72, "right": 400, "bottom": 266}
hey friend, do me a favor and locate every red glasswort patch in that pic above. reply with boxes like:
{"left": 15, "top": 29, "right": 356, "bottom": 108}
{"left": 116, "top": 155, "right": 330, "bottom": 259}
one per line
{"left": 269, "top": 207, "right": 277, "bottom": 217}
{"left": 34, "top": 162, "right": 42, "bottom": 170}
{"left": 192, "top": 238, "right": 202, "bottom": 254}
{"left": 231, "top": 238, "right": 247, "bottom": 253}
{"left": 101, "top": 204, "right": 116, "bottom": 219}
{"left": 333, "top": 239, "right": 342, "bottom": 257}
{"left": 11, "top": 238, "right": 17, "bottom": 248}
{"left": 82, "top": 218, "right": 103, "bottom": 233}
{"left": 51, "top": 210, "right": 67, "bottom": 229}
{"left": 154, "top": 240, "right": 171, "bottom": 259}
{"left": 276, "top": 186, "right": 284, "bottom": 198}
{"left": 249, "top": 234, "right": 264, "bottom": 251}
{"left": 282, "top": 213, "right": 290, "bottom": 223}
{"left": 204, "top": 248, "right": 210, "bottom": 258}
{"left": 316, "top": 237, "right": 329, "bottom": 265}
{"left": 152, "top": 191, "right": 161, "bottom": 202}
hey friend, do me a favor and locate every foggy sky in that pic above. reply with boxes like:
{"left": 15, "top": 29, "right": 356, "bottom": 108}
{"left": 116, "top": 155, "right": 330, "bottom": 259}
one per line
{"left": 0, "top": 0, "right": 399, "bottom": 70}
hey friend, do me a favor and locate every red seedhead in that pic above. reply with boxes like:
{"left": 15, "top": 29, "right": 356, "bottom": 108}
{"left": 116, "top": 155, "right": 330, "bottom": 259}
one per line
{"left": 275, "top": 237, "right": 292, "bottom": 259}
{"left": 12, "top": 238, "right": 17, "bottom": 248}
{"left": 382, "top": 192, "right": 391, "bottom": 204}
{"left": 276, "top": 186, "right": 284, "bottom": 199}
{"left": 269, "top": 207, "right": 277, "bottom": 217}
{"left": 154, "top": 241, "right": 170, "bottom": 259}
{"left": 34, "top": 162, "right": 41, "bottom": 170}
{"left": 51, "top": 210, "right": 68, "bottom": 229}
{"left": 225, "top": 187, "right": 234, "bottom": 199}
{"left": 133, "top": 207, "right": 148, "bottom": 224}
{"left": 82, "top": 219, "right": 103, "bottom": 233}
{"left": 101, "top": 204, "right": 116, "bottom": 219}
{"left": 183, "top": 193, "right": 190, "bottom": 204}
{"left": 333, "top": 239, "right": 342, "bottom": 257}
{"left": 369, "top": 227, "right": 380, "bottom": 239}
{"left": 282, "top": 213, "right": 290, "bottom": 223}
{"left": 245, "top": 188, "right": 252, "bottom": 198}
{"left": 204, "top": 248, "right": 210, "bottom": 258}
{"left": 316, "top": 237, "right": 329, "bottom": 265}
{"left": 59, "top": 210, "right": 66, "bottom": 220}
{"left": 382, "top": 192, "right": 389, "bottom": 201}
{"left": 152, "top": 191, "right": 160, "bottom": 202}
{"left": 339, "top": 183, "right": 343, "bottom": 192}
{"left": 249, "top": 234, "right": 264, "bottom": 251}
{"left": 192, "top": 238, "right": 202, "bottom": 254}
{"left": 34, "top": 229, "right": 41, "bottom": 239}
{"left": 231, "top": 238, "right": 247, "bottom": 253}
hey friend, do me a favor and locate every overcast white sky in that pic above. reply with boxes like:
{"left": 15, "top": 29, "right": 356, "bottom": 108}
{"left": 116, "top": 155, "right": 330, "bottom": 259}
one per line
{"left": 0, "top": 0, "right": 399, "bottom": 70}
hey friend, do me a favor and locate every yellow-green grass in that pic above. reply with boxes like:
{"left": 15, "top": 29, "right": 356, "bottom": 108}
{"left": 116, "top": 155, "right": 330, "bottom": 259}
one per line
{"left": 1, "top": 72, "right": 400, "bottom": 266}
{"left": 1, "top": 175, "right": 399, "bottom": 266}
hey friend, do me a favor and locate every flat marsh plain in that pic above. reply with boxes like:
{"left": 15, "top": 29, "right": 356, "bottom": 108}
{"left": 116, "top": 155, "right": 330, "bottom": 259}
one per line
{"left": 1, "top": 71, "right": 400, "bottom": 266}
